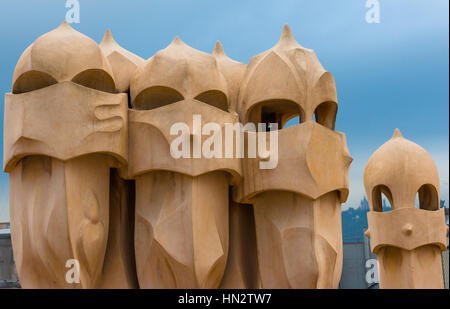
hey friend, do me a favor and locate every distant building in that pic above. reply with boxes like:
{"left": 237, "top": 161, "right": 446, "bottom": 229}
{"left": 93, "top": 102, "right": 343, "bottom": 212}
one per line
{"left": 445, "top": 207, "right": 449, "bottom": 226}
{"left": 340, "top": 197, "right": 378, "bottom": 289}
{"left": 339, "top": 233, "right": 379, "bottom": 289}
{"left": 0, "top": 222, "right": 9, "bottom": 230}
{"left": 339, "top": 242, "right": 366, "bottom": 288}
{"left": 0, "top": 224, "right": 19, "bottom": 288}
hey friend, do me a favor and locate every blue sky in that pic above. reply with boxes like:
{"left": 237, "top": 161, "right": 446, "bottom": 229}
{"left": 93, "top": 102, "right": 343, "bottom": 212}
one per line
{"left": 0, "top": 0, "right": 448, "bottom": 221}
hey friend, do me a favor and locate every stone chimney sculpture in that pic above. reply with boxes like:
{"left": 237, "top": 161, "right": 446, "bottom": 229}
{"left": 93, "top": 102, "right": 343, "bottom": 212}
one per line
{"left": 98, "top": 29, "right": 144, "bottom": 289}
{"left": 127, "top": 37, "right": 241, "bottom": 288}
{"left": 4, "top": 22, "right": 129, "bottom": 288}
{"left": 3, "top": 23, "right": 357, "bottom": 289}
{"left": 364, "top": 129, "right": 448, "bottom": 289}
{"left": 233, "top": 25, "right": 352, "bottom": 288}
{"left": 212, "top": 41, "right": 261, "bottom": 289}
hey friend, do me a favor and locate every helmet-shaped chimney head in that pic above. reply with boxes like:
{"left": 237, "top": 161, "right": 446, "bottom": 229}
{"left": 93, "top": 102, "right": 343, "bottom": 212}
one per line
{"left": 238, "top": 24, "right": 338, "bottom": 130}
{"left": 364, "top": 129, "right": 440, "bottom": 212}
{"left": 131, "top": 37, "right": 228, "bottom": 111}
{"left": 13, "top": 21, "right": 116, "bottom": 94}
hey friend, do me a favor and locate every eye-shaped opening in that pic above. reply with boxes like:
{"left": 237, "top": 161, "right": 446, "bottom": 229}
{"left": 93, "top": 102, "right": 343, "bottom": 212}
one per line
{"left": 132, "top": 86, "right": 184, "bottom": 110}
{"left": 12, "top": 69, "right": 117, "bottom": 94}
{"left": 247, "top": 99, "right": 304, "bottom": 131}
{"left": 71, "top": 69, "right": 116, "bottom": 93}
{"left": 194, "top": 90, "right": 228, "bottom": 112}
{"left": 416, "top": 184, "right": 439, "bottom": 211}
{"left": 372, "top": 185, "right": 394, "bottom": 212}
{"left": 12, "top": 71, "right": 57, "bottom": 94}
{"left": 282, "top": 114, "right": 300, "bottom": 129}
{"left": 314, "top": 101, "right": 337, "bottom": 130}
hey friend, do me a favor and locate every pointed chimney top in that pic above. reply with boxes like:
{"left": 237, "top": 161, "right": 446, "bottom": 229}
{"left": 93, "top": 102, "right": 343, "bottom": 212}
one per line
{"left": 59, "top": 20, "right": 71, "bottom": 30}
{"left": 213, "top": 41, "right": 226, "bottom": 57}
{"left": 276, "top": 24, "right": 303, "bottom": 49}
{"left": 171, "top": 36, "right": 184, "bottom": 45}
{"left": 392, "top": 128, "right": 403, "bottom": 139}
{"left": 281, "top": 24, "right": 294, "bottom": 41}
{"left": 100, "top": 29, "right": 115, "bottom": 45}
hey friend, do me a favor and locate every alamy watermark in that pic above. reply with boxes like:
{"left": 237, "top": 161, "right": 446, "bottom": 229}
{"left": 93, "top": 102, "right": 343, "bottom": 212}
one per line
{"left": 170, "top": 115, "right": 279, "bottom": 169}
{"left": 65, "top": 258, "right": 80, "bottom": 284}
{"left": 365, "top": 0, "right": 380, "bottom": 23}
{"left": 365, "top": 258, "right": 379, "bottom": 285}
{"left": 65, "top": 0, "right": 80, "bottom": 24}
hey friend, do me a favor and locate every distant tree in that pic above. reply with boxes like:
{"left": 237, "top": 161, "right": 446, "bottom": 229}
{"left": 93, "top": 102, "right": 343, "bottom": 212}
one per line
{"left": 440, "top": 200, "right": 446, "bottom": 208}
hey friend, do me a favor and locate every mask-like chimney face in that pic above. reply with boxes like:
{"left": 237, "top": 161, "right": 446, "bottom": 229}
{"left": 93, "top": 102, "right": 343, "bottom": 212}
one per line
{"left": 5, "top": 22, "right": 130, "bottom": 288}
{"left": 124, "top": 38, "right": 242, "bottom": 180}
{"left": 130, "top": 37, "right": 229, "bottom": 111}
{"left": 232, "top": 25, "right": 351, "bottom": 289}
{"left": 127, "top": 38, "right": 242, "bottom": 289}
{"left": 234, "top": 24, "right": 351, "bottom": 204}
{"left": 364, "top": 129, "right": 448, "bottom": 289}
{"left": 238, "top": 25, "right": 338, "bottom": 130}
